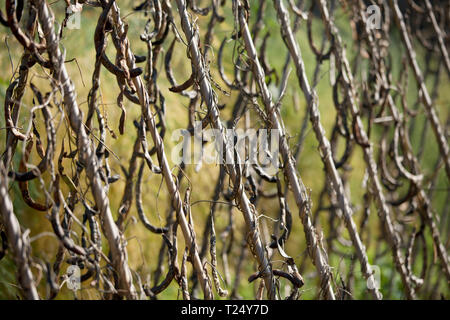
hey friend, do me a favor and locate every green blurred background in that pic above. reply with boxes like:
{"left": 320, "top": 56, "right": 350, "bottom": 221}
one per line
{"left": 0, "top": 0, "right": 448, "bottom": 299}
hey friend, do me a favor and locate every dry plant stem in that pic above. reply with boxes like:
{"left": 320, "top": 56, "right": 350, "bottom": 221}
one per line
{"left": 108, "top": 2, "right": 213, "bottom": 300}
{"left": 317, "top": 0, "right": 416, "bottom": 299}
{"left": 236, "top": 2, "right": 335, "bottom": 300}
{"left": 116, "top": 137, "right": 141, "bottom": 231}
{"left": 0, "top": 0, "right": 445, "bottom": 301}
{"left": 210, "top": 212, "right": 228, "bottom": 297}
{"left": 33, "top": 0, "right": 137, "bottom": 299}
{"left": 174, "top": 0, "right": 277, "bottom": 299}
{"left": 356, "top": 0, "right": 450, "bottom": 283}
{"left": 0, "top": 166, "right": 39, "bottom": 300}
{"left": 273, "top": 0, "right": 381, "bottom": 300}
{"left": 416, "top": 191, "right": 450, "bottom": 280}
{"left": 388, "top": 0, "right": 450, "bottom": 180}
{"left": 424, "top": 0, "right": 450, "bottom": 77}
{"left": 3, "top": 53, "right": 32, "bottom": 170}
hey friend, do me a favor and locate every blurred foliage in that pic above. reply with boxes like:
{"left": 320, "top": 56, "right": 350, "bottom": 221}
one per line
{"left": 0, "top": 0, "right": 448, "bottom": 299}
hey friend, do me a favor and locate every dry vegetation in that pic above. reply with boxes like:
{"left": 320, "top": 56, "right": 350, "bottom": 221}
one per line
{"left": 0, "top": 0, "right": 449, "bottom": 300}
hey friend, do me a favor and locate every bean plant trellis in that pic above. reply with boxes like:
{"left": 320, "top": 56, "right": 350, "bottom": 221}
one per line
{"left": 0, "top": 0, "right": 448, "bottom": 300}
